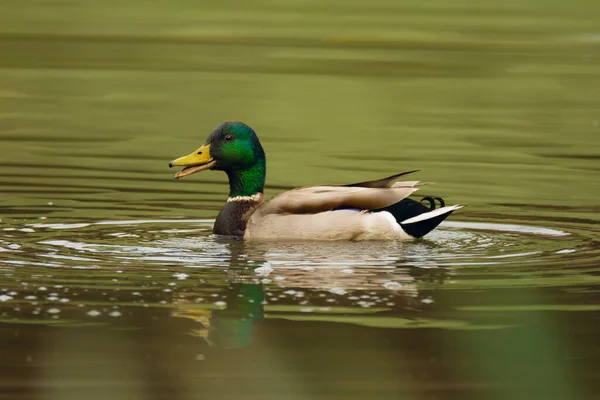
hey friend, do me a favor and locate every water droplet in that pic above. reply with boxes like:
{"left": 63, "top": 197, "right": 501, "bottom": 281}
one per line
{"left": 382, "top": 281, "right": 403, "bottom": 290}
{"left": 254, "top": 265, "right": 273, "bottom": 276}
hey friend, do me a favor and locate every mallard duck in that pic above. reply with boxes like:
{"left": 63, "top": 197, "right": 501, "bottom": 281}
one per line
{"left": 169, "top": 121, "right": 461, "bottom": 241}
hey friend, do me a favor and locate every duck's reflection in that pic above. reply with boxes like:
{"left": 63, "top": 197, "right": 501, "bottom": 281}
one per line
{"left": 176, "top": 282, "right": 264, "bottom": 349}
{"left": 172, "top": 239, "right": 448, "bottom": 349}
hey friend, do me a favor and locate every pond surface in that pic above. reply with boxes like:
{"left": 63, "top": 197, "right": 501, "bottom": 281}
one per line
{"left": 1, "top": 1, "right": 600, "bottom": 399}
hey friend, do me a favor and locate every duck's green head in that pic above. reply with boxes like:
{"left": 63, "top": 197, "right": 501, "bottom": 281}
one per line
{"left": 170, "top": 121, "right": 266, "bottom": 197}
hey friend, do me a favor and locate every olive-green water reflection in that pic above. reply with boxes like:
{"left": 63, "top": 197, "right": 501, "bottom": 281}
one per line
{"left": 1, "top": 0, "right": 600, "bottom": 399}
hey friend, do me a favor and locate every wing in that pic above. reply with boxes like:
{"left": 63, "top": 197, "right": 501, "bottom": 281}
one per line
{"left": 257, "top": 185, "right": 419, "bottom": 216}
{"left": 345, "top": 170, "right": 420, "bottom": 188}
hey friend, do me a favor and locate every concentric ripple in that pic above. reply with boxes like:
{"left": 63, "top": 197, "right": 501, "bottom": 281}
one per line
{"left": 1, "top": 217, "right": 597, "bottom": 337}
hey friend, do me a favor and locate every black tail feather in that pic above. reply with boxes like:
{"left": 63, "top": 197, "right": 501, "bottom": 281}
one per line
{"left": 374, "top": 198, "right": 432, "bottom": 224}
{"left": 375, "top": 197, "right": 455, "bottom": 238}
{"left": 399, "top": 209, "right": 456, "bottom": 238}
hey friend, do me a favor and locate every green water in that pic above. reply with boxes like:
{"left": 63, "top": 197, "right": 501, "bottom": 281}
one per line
{"left": 1, "top": 1, "right": 600, "bottom": 399}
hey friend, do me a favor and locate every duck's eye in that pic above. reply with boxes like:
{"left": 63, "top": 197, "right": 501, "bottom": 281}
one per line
{"left": 224, "top": 134, "right": 234, "bottom": 142}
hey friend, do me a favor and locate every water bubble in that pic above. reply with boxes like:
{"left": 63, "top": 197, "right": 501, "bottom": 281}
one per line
{"left": 47, "top": 308, "right": 60, "bottom": 314}
{"left": 87, "top": 310, "right": 101, "bottom": 317}
{"left": 0, "top": 295, "right": 13, "bottom": 302}
{"left": 173, "top": 273, "right": 189, "bottom": 280}
{"left": 254, "top": 264, "right": 273, "bottom": 276}
{"left": 382, "top": 281, "right": 403, "bottom": 290}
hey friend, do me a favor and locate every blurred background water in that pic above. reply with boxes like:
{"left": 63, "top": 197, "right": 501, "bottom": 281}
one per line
{"left": 0, "top": 1, "right": 599, "bottom": 399}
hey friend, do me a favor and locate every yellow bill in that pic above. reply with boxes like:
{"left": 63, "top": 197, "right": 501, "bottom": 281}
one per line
{"left": 169, "top": 144, "right": 217, "bottom": 179}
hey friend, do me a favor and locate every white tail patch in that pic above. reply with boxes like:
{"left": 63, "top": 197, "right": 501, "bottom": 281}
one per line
{"left": 400, "top": 205, "right": 463, "bottom": 225}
